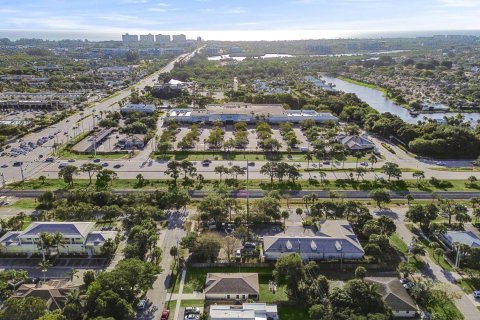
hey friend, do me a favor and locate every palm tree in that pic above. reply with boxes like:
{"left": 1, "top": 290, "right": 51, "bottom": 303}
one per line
{"left": 304, "top": 151, "right": 313, "bottom": 171}
{"left": 281, "top": 210, "right": 289, "bottom": 233}
{"left": 38, "top": 260, "right": 52, "bottom": 282}
{"left": 368, "top": 154, "right": 378, "bottom": 170}
{"left": 67, "top": 268, "right": 79, "bottom": 282}
{"left": 405, "top": 194, "right": 414, "bottom": 206}
{"left": 52, "top": 232, "right": 67, "bottom": 256}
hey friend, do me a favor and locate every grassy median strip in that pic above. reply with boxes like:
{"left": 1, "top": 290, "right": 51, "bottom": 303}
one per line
{"left": 7, "top": 178, "right": 480, "bottom": 193}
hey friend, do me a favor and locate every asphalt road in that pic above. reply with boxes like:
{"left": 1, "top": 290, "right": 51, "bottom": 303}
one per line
{"left": 0, "top": 49, "right": 199, "bottom": 185}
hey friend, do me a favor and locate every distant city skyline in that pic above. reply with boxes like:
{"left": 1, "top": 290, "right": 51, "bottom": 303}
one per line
{"left": 0, "top": 0, "right": 480, "bottom": 41}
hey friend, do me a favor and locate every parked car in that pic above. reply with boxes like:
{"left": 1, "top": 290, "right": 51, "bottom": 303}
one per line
{"left": 235, "top": 249, "right": 242, "bottom": 258}
{"left": 160, "top": 309, "right": 170, "bottom": 320}
{"left": 1, "top": 164, "right": 8, "bottom": 168}
{"left": 184, "top": 314, "right": 199, "bottom": 320}
{"left": 248, "top": 162, "right": 255, "bottom": 166}
{"left": 360, "top": 162, "right": 369, "bottom": 166}
{"left": 184, "top": 307, "right": 200, "bottom": 314}
{"left": 323, "top": 161, "right": 330, "bottom": 165}
{"left": 474, "top": 290, "right": 480, "bottom": 299}
{"left": 93, "top": 158, "right": 101, "bottom": 163}
{"left": 102, "top": 162, "right": 109, "bottom": 167}
{"left": 243, "top": 242, "right": 256, "bottom": 249}
{"left": 403, "top": 282, "right": 415, "bottom": 290}
{"left": 399, "top": 278, "right": 410, "bottom": 284}
{"left": 113, "top": 164, "right": 122, "bottom": 169}
{"left": 137, "top": 299, "right": 147, "bottom": 310}
{"left": 13, "top": 161, "right": 23, "bottom": 167}
{"left": 58, "top": 163, "right": 69, "bottom": 168}
{"left": 45, "top": 157, "right": 55, "bottom": 162}
{"left": 68, "top": 159, "right": 76, "bottom": 163}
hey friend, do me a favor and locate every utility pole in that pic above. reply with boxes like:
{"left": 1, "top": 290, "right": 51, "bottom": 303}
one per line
{"left": 20, "top": 163, "right": 25, "bottom": 182}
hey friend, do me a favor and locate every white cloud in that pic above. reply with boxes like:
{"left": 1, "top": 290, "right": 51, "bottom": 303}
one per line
{"left": 437, "top": 0, "right": 480, "bottom": 7}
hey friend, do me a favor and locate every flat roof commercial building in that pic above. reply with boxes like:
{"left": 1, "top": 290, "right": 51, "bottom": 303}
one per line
{"left": 120, "top": 103, "right": 156, "bottom": 114}
{"left": 209, "top": 303, "right": 278, "bottom": 320}
{"left": 166, "top": 103, "right": 337, "bottom": 124}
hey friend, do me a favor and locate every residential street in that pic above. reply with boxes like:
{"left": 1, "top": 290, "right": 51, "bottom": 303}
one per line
{"left": 375, "top": 207, "right": 480, "bottom": 320}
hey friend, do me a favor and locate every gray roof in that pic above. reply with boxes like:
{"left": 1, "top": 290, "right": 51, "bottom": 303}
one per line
{"left": 21, "top": 222, "right": 95, "bottom": 238}
{"left": 366, "top": 277, "right": 417, "bottom": 312}
{"left": 264, "top": 220, "right": 364, "bottom": 255}
{"left": 205, "top": 273, "right": 259, "bottom": 295}
{"left": 0, "top": 231, "right": 21, "bottom": 245}
{"left": 443, "top": 231, "right": 480, "bottom": 248}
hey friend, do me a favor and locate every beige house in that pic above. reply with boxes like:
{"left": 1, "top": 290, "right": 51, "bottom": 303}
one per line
{"left": 0, "top": 222, "right": 117, "bottom": 256}
{"left": 13, "top": 279, "right": 81, "bottom": 311}
{"left": 205, "top": 273, "right": 259, "bottom": 301}
{"left": 366, "top": 277, "right": 418, "bottom": 318}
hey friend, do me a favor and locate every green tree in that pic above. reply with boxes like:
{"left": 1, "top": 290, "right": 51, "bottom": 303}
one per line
{"left": 381, "top": 162, "right": 402, "bottom": 181}
{"left": 80, "top": 163, "right": 102, "bottom": 184}
{"left": 83, "top": 270, "right": 96, "bottom": 288}
{"left": 355, "top": 266, "right": 367, "bottom": 279}
{"left": 274, "top": 253, "right": 304, "bottom": 299}
{"left": 58, "top": 165, "right": 78, "bottom": 187}
{"left": 38, "top": 310, "right": 67, "bottom": 320}
{"left": 0, "top": 296, "right": 47, "bottom": 320}
{"left": 369, "top": 189, "right": 391, "bottom": 209}
{"left": 197, "top": 193, "right": 228, "bottom": 222}
{"left": 281, "top": 210, "right": 289, "bottom": 232}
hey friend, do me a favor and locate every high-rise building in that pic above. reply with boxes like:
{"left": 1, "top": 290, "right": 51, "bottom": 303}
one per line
{"left": 155, "top": 34, "right": 171, "bottom": 44}
{"left": 172, "top": 34, "right": 187, "bottom": 43}
{"left": 139, "top": 33, "right": 155, "bottom": 45}
{"left": 197, "top": 36, "right": 202, "bottom": 42}
{"left": 122, "top": 33, "right": 139, "bottom": 45}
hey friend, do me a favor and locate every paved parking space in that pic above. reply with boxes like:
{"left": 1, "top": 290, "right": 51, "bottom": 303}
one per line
{"left": 292, "top": 127, "right": 310, "bottom": 149}
{"left": 175, "top": 125, "right": 191, "bottom": 149}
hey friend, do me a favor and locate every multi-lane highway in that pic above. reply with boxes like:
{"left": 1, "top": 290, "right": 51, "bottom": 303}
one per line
{"left": 0, "top": 50, "right": 198, "bottom": 185}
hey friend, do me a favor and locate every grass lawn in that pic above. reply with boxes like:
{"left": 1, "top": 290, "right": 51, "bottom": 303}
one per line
{"left": 180, "top": 300, "right": 205, "bottom": 307}
{"left": 259, "top": 273, "right": 289, "bottom": 303}
{"left": 389, "top": 234, "right": 409, "bottom": 255}
{"left": 8, "top": 198, "right": 38, "bottom": 209}
{"left": 164, "top": 300, "right": 176, "bottom": 320}
{"left": 425, "top": 298, "right": 463, "bottom": 320}
{"left": 8, "top": 177, "right": 480, "bottom": 194}
{"left": 277, "top": 306, "right": 309, "bottom": 320}
{"left": 182, "top": 267, "right": 275, "bottom": 294}
{"left": 457, "top": 279, "right": 475, "bottom": 294}
{"left": 21, "top": 216, "right": 33, "bottom": 230}
{"left": 418, "top": 238, "right": 454, "bottom": 272}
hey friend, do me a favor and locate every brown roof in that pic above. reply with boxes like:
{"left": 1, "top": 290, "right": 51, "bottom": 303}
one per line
{"left": 366, "top": 277, "right": 417, "bottom": 312}
{"left": 13, "top": 280, "right": 81, "bottom": 311}
{"left": 205, "top": 273, "right": 259, "bottom": 295}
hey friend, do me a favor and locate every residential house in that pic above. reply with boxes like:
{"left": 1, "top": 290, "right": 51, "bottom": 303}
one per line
{"left": 205, "top": 273, "right": 259, "bottom": 300}
{"left": 441, "top": 231, "right": 480, "bottom": 248}
{"left": 337, "top": 134, "right": 376, "bottom": 151}
{"left": 263, "top": 220, "right": 364, "bottom": 261}
{"left": 209, "top": 303, "right": 278, "bottom": 320}
{"left": 366, "top": 277, "right": 418, "bottom": 318}
{"left": 12, "top": 280, "right": 82, "bottom": 311}
{"left": 0, "top": 222, "right": 117, "bottom": 256}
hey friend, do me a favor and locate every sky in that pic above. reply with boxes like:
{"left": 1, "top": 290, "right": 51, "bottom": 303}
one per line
{"left": 1, "top": 0, "right": 480, "bottom": 40}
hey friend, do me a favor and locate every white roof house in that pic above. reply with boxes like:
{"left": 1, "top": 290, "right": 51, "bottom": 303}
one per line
{"left": 263, "top": 220, "right": 364, "bottom": 261}
{"left": 209, "top": 303, "right": 278, "bottom": 320}
{"left": 441, "top": 231, "right": 480, "bottom": 248}
{"left": 0, "top": 222, "right": 117, "bottom": 256}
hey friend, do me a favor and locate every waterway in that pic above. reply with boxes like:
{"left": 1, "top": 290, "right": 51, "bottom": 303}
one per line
{"left": 320, "top": 76, "right": 480, "bottom": 125}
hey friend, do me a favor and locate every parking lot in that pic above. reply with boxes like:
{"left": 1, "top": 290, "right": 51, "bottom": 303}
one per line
{"left": 171, "top": 123, "right": 320, "bottom": 152}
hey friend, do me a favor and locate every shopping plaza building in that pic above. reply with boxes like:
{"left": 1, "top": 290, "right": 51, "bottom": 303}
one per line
{"left": 166, "top": 103, "right": 338, "bottom": 124}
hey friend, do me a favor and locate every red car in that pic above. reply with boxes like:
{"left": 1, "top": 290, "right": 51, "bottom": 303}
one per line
{"left": 161, "top": 309, "right": 170, "bottom": 320}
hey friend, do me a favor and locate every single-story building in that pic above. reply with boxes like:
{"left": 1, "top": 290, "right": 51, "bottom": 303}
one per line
{"left": 366, "top": 277, "right": 418, "bottom": 318}
{"left": 166, "top": 103, "right": 338, "bottom": 124}
{"left": 205, "top": 273, "right": 259, "bottom": 300}
{"left": 12, "top": 280, "right": 82, "bottom": 311}
{"left": 120, "top": 103, "right": 156, "bottom": 114}
{"left": 263, "top": 220, "right": 364, "bottom": 261}
{"left": 118, "top": 134, "right": 145, "bottom": 149}
{"left": 209, "top": 303, "right": 278, "bottom": 320}
{"left": 0, "top": 222, "right": 117, "bottom": 256}
{"left": 441, "top": 231, "right": 480, "bottom": 248}
{"left": 337, "top": 134, "right": 376, "bottom": 151}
